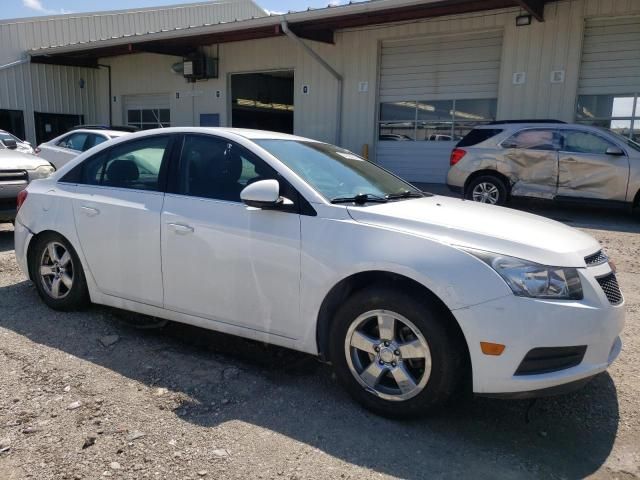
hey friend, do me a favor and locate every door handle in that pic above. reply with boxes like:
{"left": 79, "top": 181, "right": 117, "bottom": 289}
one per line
{"left": 167, "top": 223, "right": 195, "bottom": 235}
{"left": 80, "top": 206, "right": 100, "bottom": 217}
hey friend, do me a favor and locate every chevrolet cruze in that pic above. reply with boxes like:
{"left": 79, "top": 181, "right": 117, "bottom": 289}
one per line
{"left": 14, "top": 128, "right": 624, "bottom": 417}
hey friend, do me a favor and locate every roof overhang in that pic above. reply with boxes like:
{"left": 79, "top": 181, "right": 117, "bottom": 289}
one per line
{"left": 29, "top": 0, "right": 552, "bottom": 67}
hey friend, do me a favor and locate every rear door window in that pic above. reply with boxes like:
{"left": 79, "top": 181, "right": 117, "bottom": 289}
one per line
{"left": 84, "top": 134, "right": 108, "bottom": 151}
{"left": 57, "top": 132, "right": 89, "bottom": 151}
{"left": 78, "top": 135, "right": 171, "bottom": 191}
{"left": 503, "top": 129, "right": 559, "bottom": 151}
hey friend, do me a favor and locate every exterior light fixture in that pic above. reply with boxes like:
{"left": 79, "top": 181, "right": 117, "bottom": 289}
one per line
{"left": 516, "top": 14, "right": 532, "bottom": 26}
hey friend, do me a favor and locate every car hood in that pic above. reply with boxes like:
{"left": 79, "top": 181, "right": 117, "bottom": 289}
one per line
{"left": 347, "top": 196, "right": 600, "bottom": 267}
{"left": 0, "top": 149, "right": 51, "bottom": 170}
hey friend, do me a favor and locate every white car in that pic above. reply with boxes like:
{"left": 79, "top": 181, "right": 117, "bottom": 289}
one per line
{"left": 0, "top": 130, "right": 35, "bottom": 154}
{"left": 14, "top": 127, "right": 624, "bottom": 417}
{"left": 0, "top": 148, "right": 54, "bottom": 222}
{"left": 36, "top": 128, "right": 130, "bottom": 169}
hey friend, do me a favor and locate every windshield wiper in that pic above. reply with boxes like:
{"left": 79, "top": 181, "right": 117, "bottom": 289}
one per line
{"left": 385, "top": 190, "right": 424, "bottom": 200}
{"left": 331, "top": 193, "right": 388, "bottom": 205}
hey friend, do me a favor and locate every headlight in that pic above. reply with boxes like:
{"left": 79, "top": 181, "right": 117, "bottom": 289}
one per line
{"left": 464, "top": 249, "right": 583, "bottom": 300}
{"left": 30, "top": 165, "right": 55, "bottom": 180}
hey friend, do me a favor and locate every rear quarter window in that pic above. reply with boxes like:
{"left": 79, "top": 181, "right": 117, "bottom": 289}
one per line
{"left": 456, "top": 129, "right": 503, "bottom": 147}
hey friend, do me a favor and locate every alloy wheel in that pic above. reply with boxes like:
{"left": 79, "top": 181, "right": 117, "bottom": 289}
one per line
{"left": 39, "top": 242, "right": 74, "bottom": 300}
{"left": 472, "top": 182, "right": 500, "bottom": 204}
{"left": 344, "top": 309, "right": 432, "bottom": 401}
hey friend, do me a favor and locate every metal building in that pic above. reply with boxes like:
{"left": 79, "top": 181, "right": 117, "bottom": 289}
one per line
{"left": 2, "top": 0, "right": 640, "bottom": 184}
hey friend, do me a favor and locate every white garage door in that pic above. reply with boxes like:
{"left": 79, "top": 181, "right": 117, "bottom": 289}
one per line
{"left": 579, "top": 17, "right": 640, "bottom": 95}
{"left": 376, "top": 30, "right": 503, "bottom": 184}
{"left": 575, "top": 17, "right": 640, "bottom": 142}
{"left": 123, "top": 94, "right": 171, "bottom": 130}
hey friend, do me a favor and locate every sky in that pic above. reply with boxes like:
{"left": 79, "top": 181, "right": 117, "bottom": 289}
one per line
{"left": 1, "top": 0, "right": 347, "bottom": 20}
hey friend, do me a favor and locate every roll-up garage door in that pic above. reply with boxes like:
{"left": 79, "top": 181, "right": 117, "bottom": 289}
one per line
{"left": 123, "top": 94, "right": 171, "bottom": 130}
{"left": 579, "top": 17, "right": 640, "bottom": 95}
{"left": 376, "top": 30, "right": 503, "bottom": 184}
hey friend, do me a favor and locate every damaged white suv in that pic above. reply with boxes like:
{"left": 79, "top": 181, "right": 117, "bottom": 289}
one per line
{"left": 14, "top": 128, "right": 625, "bottom": 417}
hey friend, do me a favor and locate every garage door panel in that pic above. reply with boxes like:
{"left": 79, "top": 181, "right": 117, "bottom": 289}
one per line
{"left": 381, "top": 71, "right": 501, "bottom": 88}
{"left": 380, "top": 60, "right": 501, "bottom": 77}
{"left": 381, "top": 47, "right": 502, "bottom": 68}
{"left": 381, "top": 38, "right": 503, "bottom": 56}
{"left": 377, "top": 30, "right": 502, "bottom": 183}
{"left": 578, "top": 17, "right": 640, "bottom": 95}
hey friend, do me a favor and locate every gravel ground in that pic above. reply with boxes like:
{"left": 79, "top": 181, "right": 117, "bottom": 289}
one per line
{"left": 0, "top": 202, "right": 639, "bottom": 480}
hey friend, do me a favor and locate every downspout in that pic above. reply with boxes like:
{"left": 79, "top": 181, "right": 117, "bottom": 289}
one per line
{"left": 98, "top": 64, "right": 112, "bottom": 126}
{"left": 280, "top": 19, "right": 343, "bottom": 145}
{"left": 0, "top": 57, "right": 29, "bottom": 71}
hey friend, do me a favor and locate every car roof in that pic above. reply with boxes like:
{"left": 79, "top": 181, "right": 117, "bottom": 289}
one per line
{"left": 66, "top": 129, "right": 130, "bottom": 137}
{"left": 118, "top": 127, "right": 319, "bottom": 143}
{"left": 474, "top": 122, "right": 594, "bottom": 130}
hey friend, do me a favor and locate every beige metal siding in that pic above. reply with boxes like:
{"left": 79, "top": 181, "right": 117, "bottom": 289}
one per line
{"left": 578, "top": 16, "right": 640, "bottom": 95}
{"left": 0, "top": 0, "right": 265, "bottom": 143}
{"left": 379, "top": 30, "right": 503, "bottom": 102}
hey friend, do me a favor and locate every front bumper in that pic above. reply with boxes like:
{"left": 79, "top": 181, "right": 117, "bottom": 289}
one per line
{"left": 453, "top": 264, "right": 625, "bottom": 396}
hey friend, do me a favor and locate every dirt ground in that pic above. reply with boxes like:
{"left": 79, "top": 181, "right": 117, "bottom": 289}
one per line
{"left": 0, "top": 201, "right": 639, "bottom": 480}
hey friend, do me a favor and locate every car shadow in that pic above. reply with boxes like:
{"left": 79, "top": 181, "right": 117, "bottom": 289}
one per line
{"left": 0, "top": 223, "right": 14, "bottom": 253}
{"left": 0, "top": 279, "right": 620, "bottom": 479}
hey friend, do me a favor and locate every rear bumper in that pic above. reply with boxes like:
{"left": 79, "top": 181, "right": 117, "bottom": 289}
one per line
{"left": 13, "top": 219, "right": 33, "bottom": 278}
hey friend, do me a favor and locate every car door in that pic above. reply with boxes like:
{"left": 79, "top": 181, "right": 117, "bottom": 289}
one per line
{"left": 161, "top": 134, "right": 302, "bottom": 339}
{"left": 557, "top": 129, "right": 630, "bottom": 201}
{"left": 70, "top": 134, "right": 173, "bottom": 306}
{"left": 501, "top": 128, "right": 560, "bottom": 198}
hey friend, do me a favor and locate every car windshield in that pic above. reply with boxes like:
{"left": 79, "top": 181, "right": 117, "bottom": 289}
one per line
{"left": 254, "top": 140, "right": 423, "bottom": 203}
{"left": 598, "top": 128, "right": 640, "bottom": 153}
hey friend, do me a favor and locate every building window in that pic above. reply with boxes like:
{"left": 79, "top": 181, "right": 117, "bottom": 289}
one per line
{"left": 576, "top": 94, "right": 639, "bottom": 142}
{"left": 379, "top": 99, "right": 497, "bottom": 142}
{"left": 127, "top": 109, "right": 171, "bottom": 130}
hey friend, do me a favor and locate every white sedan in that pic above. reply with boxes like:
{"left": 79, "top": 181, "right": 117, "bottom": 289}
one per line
{"left": 14, "top": 128, "right": 624, "bottom": 417}
{"left": 36, "top": 128, "right": 130, "bottom": 169}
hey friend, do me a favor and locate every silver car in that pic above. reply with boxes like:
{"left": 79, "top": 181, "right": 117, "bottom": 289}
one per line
{"left": 446, "top": 122, "right": 640, "bottom": 210}
{"left": 0, "top": 145, "right": 55, "bottom": 222}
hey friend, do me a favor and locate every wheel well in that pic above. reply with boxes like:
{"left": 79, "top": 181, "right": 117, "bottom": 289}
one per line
{"left": 26, "top": 230, "right": 60, "bottom": 280}
{"left": 634, "top": 189, "right": 640, "bottom": 209}
{"left": 316, "top": 271, "right": 470, "bottom": 370}
{"left": 463, "top": 169, "right": 511, "bottom": 196}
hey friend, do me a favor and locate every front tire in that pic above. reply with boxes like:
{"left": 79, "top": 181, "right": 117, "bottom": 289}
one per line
{"left": 465, "top": 175, "right": 508, "bottom": 206}
{"left": 329, "top": 287, "right": 464, "bottom": 418}
{"left": 29, "top": 232, "right": 89, "bottom": 311}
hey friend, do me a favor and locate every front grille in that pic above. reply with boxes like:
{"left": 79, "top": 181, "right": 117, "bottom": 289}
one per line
{"left": 0, "top": 170, "right": 28, "bottom": 182}
{"left": 585, "top": 250, "right": 608, "bottom": 266}
{"left": 515, "top": 346, "right": 587, "bottom": 376}
{"left": 597, "top": 273, "right": 623, "bottom": 305}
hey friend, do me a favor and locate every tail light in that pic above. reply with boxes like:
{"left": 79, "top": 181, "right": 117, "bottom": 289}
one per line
{"left": 450, "top": 148, "right": 467, "bottom": 166}
{"left": 16, "top": 190, "right": 28, "bottom": 212}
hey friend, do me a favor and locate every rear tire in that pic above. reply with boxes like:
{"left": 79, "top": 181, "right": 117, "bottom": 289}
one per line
{"left": 29, "top": 232, "right": 89, "bottom": 311}
{"left": 329, "top": 286, "right": 464, "bottom": 418}
{"left": 465, "top": 175, "right": 508, "bottom": 206}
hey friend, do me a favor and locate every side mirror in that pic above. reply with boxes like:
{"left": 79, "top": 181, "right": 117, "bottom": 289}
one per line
{"left": 605, "top": 146, "right": 625, "bottom": 156}
{"left": 502, "top": 141, "right": 518, "bottom": 149}
{"left": 241, "top": 179, "right": 292, "bottom": 209}
{"left": 2, "top": 138, "right": 18, "bottom": 150}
